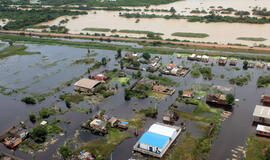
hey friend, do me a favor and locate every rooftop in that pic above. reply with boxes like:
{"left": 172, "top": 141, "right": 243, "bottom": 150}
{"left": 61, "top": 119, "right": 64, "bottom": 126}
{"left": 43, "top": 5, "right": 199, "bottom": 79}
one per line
{"left": 253, "top": 105, "right": 270, "bottom": 119}
{"left": 256, "top": 124, "right": 270, "bottom": 133}
{"left": 74, "top": 78, "right": 101, "bottom": 89}
{"left": 138, "top": 131, "right": 169, "bottom": 148}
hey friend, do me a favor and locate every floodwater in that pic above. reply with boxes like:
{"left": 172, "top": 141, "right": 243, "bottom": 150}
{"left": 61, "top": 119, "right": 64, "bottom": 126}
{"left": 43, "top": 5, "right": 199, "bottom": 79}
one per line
{"left": 38, "top": 10, "right": 270, "bottom": 46}
{"left": 0, "top": 38, "right": 269, "bottom": 160}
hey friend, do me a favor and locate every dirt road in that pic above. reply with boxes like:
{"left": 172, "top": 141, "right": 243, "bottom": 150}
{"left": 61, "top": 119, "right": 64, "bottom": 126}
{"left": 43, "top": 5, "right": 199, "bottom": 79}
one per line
{"left": 1, "top": 30, "right": 270, "bottom": 52}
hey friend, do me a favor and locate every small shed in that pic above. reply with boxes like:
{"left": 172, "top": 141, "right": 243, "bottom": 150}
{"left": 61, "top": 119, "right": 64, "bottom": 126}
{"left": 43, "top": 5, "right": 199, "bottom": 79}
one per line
{"left": 182, "top": 91, "right": 193, "bottom": 98}
{"left": 256, "top": 124, "right": 270, "bottom": 137}
{"left": 253, "top": 105, "right": 270, "bottom": 125}
{"left": 90, "top": 119, "right": 107, "bottom": 132}
{"left": 92, "top": 74, "right": 107, "bottom": 81}
{"left": 261, "top": 93, "right": 270, "bottom": 103}
{"left": 108, "top": 117, "right": 119, "bottom": 127}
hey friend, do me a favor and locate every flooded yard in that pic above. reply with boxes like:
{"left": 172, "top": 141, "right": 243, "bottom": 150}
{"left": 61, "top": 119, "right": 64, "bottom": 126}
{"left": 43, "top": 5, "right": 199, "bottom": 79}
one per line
{"left": 0, "top": 37, "right": 269, "bottom": 160}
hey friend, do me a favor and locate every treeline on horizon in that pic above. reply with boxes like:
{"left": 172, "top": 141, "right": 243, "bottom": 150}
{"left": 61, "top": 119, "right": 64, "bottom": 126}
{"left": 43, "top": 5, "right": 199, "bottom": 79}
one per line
{"left": 120, "top": 13, "right": 270, "bottom": 24}
{"left": 0, "top": 6, "right": 87, "bottom": 30}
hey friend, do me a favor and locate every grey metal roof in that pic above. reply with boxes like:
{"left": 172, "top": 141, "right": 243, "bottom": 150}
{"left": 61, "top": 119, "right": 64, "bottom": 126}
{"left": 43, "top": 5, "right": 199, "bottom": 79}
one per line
{"left": 253, "top": 105, "right": 270, "bottom": 119}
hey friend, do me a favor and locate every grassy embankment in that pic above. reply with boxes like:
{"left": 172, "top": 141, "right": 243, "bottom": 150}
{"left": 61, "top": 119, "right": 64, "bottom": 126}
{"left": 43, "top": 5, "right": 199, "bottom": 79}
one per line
{"left": 237, "top": 37, "right": 267, "bottom": 42}
{"left": 1, "top": 34, "right": 270, "bottom": 63}
{"left": 0, "top": 45, "right": 40, "bottom": 59}
{"left": 245, "top": 136, "right": 270, "bottom": 160}
{"left": 172, "top": 32, "right": 209, "bottom": 38}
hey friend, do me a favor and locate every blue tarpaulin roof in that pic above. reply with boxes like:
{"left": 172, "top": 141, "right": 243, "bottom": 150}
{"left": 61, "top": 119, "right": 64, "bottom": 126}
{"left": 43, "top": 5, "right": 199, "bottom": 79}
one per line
{"left": 120, "top": 121, "right": 128, "bottom": 124}
{"left": 138, "top": 131, "right": 169, "bottom": 148}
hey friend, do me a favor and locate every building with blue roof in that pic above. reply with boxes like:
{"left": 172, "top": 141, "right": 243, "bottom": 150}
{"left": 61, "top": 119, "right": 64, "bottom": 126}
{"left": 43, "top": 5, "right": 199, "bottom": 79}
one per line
{"left": 133, "top": 123, "right": 181, "bottom": 158}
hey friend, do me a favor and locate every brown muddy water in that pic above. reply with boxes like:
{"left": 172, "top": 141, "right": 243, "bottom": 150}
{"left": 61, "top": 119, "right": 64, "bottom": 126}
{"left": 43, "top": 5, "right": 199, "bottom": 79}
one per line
{"left": 38, "top": 10, "right": 270, "bottom": 46}
{"left": 0, "top": 38, "right": 269, "bottom": 160}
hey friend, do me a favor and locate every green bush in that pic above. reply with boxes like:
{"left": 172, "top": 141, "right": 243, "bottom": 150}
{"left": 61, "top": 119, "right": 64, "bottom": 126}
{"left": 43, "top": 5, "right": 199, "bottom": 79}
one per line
{"left": 21, "top": 97, "right": 36, "bottom": 104}
{"left": 29, "top": 113, "right": 36, "bottom": 123}
{"left": 257, "top": 75, "right": 270, "bottom": 87}
{"left": 226, "top": 94, "right": 235, "bottom": 105}
{"left": 31, "top": 125, "right": 48, "bottom": 143}
{"left": 58, "top": 145, "right": 72, "bottom": 159}
{"left": 39, "top": 108, "right": 51, "bottom": 119}
{"left": 139, "top": 107, "right": 158, "bottom": 118}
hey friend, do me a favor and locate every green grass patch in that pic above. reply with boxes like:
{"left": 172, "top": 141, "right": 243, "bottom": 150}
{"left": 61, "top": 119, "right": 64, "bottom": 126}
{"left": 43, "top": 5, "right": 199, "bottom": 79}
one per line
{"left": 59, "top": 93, "right": 85, "bottom": 104}
{"left": 229, "top": 74, "right": 251, "bottom": 86}
{"left": 118, "top": 29, "right": 163, "bottom": 35}
{"left": 172, "top": 32, "right": 209, "bottom": 38}
{"left": 0, "top": 45, "right": 39, "bottom": 59}
{"left": 122, "top": 113, "right": 146, "bottom": 129}
{"left": 75, "top": 128, "right": 131, "bottom": 158}
{"left": 237, "top": 37, "right": 267, "bottom": 42}
{"left": 147, "top": 73, "right": 178, "bottom": 86}
{"left": 246, "top": 136, "right": 270, "bottom": 160}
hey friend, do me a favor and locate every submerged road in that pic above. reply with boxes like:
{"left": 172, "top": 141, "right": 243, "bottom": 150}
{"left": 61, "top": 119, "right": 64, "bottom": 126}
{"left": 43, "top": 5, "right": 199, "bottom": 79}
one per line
{"left": 1, "top": 30, "right": 270, "bottom": 52}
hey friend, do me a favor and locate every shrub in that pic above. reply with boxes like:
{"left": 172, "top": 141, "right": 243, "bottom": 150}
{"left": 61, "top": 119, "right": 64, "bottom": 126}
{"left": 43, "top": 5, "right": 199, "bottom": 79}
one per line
{"left": 31, "top": 125, "right": 48, "bottom": 143}
{"left": 39, "top": 108, "right": 51, "bottom": 119}
{"left": 21, "top": 97, "right": 36, "bottom": 104}
{"left": 29, "top": 113, "right": 36, "bottom": 123}
{"left": 226, "top": 94, "right": 235, "bottom": 105}
{"left": 58, "top": 145, "right": 72, "bottom": 160}
{"left": 139, "top": 107, "right": 158, "bottom": 118}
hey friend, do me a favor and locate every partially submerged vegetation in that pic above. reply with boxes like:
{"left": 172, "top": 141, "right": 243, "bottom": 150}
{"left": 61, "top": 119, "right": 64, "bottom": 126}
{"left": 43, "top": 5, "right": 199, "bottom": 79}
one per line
{"left": 229, "top": 73, "right": 251, "bottom": 86}
{"left": 74, "top": 128, "right": 131, "bottom": 159}
{"left": 0, "top": 45, "right": 39, "bottom": 59}
{"left": 83, "top": 28, "right": 111, "bottom": 32}
{"left": 237, "top": 37, "right": 267, "bottom": 42}
{"left": 257, "top": 75, "right": 270, "bottom": 87}
{"left": 147, "top": 74, "right": 178, "bottom": 86}
{"left": 172, "top": 32, "right": 209, "bottom": 38}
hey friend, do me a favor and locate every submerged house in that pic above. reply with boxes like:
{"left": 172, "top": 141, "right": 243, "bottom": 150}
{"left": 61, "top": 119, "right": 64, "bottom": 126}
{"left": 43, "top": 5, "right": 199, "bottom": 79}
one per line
{"left": 253, "top": 105, "right": 270, "bottom": 125}
{"left": 108, "top": 117, "right": 128, "bottom": 130}
{"left": 124, "top": 52, "right": 138, "bottom": 59}
{"left": 261, "top": 93, "right": 270, "bottom": 104}
{"left": 201, "top": 55, "right": 209, "bottom": 62}
{"left": 247, "top": 62, "right": 255, "bottom": 68}
{"left": 133, "top": 123, "right": 181, "bottom": 158}
{"left": 182, "top": 91, "right": 194, "bottom": 98}
{"left": 229, "top": 59, "right": 237, "bottom": 66}
{"left": 188, "top": 54, "right": 197, "bottom": 61}
{"left": 218, "top": 57, "right": 227, "bottom": 65}
{"left": 74, "top": 78, "right": 101, "bottom": 94}
{"left": 2, "top": 128, "right": 28, "bottom": 149}
{"left": 206, "top": 93, "right": 227, "bottom": 105}
{"left": 163, "top": 111, "right": 179, "bottom": 124}
{"left": 152, "top": 85, "right": 175, "bottom": 96}
{"left": 256, "top": 62, "right": 265, "bottom": 69}
{"left": 92, "top": 73, "right": 107, "bottom": 81}
{"left": 89, "top": 119, "right": 108, "bottom": 134}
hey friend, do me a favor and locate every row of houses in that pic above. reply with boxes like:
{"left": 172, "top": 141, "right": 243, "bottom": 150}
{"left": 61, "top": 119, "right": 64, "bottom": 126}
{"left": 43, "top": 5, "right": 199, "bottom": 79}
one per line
{"left": 253, "top": 93, "right": 270, "bottom": 137}
{"left": 188, "top": 54, "right": 209, "bottom": 62}
{"left": 162, "top": 64, "right": 190, "bottom": 77}
{"left": 81, "top": 114, "right": 129, "bottom": 135}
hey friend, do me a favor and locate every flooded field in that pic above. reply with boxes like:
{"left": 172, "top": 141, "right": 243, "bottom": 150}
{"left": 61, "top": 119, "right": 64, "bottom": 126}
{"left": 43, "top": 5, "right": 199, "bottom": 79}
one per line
{"left": 38, "top": 10, "right": 270, "bottom": 46}
{"left": 0, "top": 36, "right": 270, "bottom": 160}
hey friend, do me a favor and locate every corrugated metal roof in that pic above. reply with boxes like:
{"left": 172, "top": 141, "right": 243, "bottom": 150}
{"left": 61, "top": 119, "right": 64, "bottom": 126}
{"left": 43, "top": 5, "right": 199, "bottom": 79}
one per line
{"left": 74, "top": 78, "right": 101, "bottom": 89}
{"left": 148, "top": 124, "right": 177, "bottom": 137}
{"left": 253, "top": 105, "right": 270, "bottom": 119}
{"left": 138, "top": 131, "right": 169, "bottom": 148}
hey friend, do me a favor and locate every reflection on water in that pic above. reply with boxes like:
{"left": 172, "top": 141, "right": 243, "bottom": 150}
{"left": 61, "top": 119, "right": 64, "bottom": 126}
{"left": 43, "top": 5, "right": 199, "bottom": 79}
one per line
{"left": 39, "top": 10, "right": 270, "bottom": 46}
